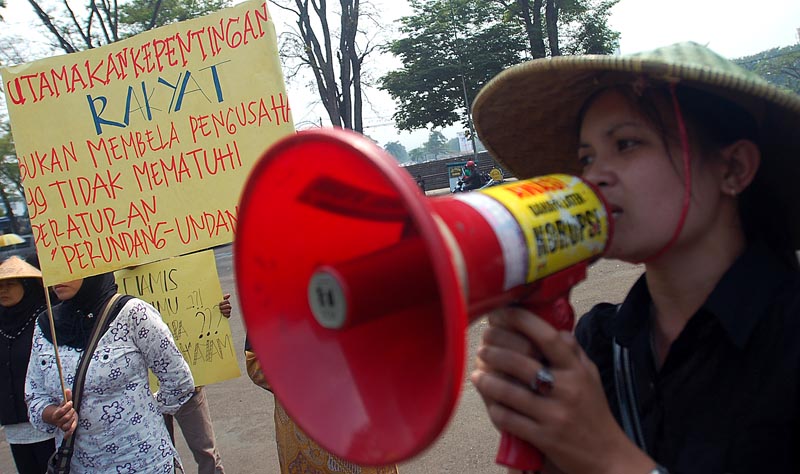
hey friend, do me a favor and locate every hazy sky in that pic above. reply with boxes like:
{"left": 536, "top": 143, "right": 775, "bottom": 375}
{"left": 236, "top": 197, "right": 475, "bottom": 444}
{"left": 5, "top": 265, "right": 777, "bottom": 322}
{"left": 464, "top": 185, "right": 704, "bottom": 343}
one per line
{"left": 610, "top": 0, "right": 800, "bottom": 57}
{"left": 2, "top": 0, "right": 799, "bottom": 150}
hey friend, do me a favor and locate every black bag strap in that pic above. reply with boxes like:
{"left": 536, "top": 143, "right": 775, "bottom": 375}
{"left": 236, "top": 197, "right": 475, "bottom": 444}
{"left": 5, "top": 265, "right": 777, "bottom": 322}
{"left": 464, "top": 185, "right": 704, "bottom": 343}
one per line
{"left": 612, "top": 303, "right": 647, "bottom": 451}
{"left": 53, "top": 294, "right": 123, "bottom": 460}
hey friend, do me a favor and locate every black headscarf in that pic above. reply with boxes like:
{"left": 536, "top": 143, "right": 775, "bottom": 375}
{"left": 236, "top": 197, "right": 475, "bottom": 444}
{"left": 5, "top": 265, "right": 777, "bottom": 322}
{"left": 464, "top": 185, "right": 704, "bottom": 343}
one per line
{"left": 0, "top": 277, "right": 46, "bottom": 337}
{"left": 38, "top": 272, "right": 126, "bottom": 350}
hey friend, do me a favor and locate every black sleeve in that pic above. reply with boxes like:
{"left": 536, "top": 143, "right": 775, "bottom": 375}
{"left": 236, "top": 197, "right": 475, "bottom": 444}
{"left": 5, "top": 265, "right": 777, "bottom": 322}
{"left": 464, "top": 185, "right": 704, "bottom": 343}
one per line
{"left": 575, "top": 303, "right": 616, "bottom": 349}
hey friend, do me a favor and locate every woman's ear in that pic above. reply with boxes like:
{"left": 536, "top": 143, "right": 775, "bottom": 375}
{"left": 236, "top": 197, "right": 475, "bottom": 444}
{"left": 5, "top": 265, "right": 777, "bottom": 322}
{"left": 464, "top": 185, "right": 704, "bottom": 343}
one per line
{"left": 719, "top": 139, "right": 761, "bottom": 196}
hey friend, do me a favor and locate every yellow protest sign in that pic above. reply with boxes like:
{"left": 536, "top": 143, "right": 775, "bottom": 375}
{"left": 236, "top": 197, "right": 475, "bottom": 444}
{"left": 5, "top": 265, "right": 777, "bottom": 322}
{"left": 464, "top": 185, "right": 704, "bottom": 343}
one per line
{"left": 1, "top": 0, "right": 295, "bottom": 285}
{"left": 114, "top": 249, "right": 240, "bottom": 386}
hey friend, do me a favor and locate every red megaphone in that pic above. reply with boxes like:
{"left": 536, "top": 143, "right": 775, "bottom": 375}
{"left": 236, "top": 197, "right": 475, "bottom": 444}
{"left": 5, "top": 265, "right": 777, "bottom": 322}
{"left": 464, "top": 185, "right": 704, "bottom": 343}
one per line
{"left": 235, "top": 128, "right": 612, "bottom": 470}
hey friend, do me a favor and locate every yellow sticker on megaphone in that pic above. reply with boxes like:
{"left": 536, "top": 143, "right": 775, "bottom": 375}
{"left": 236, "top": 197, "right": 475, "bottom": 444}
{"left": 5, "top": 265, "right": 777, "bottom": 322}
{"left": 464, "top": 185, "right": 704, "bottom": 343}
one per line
{"left": 479, "top": 174, "right": 610, "bottom": 283}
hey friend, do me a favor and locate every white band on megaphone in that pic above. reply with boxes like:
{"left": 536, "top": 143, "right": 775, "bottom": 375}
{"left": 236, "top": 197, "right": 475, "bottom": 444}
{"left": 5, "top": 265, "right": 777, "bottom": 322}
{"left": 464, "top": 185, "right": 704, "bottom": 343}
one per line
{"left": 454, "top": 192, "right": 528, "bottom": 291}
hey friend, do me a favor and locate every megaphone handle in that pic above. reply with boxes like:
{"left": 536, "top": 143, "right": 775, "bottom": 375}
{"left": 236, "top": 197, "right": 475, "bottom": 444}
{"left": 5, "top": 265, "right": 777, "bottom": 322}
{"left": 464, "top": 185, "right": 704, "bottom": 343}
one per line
{"left": 496, "top": 432, "right": 544, "bottom": 471}
{"left": 494, "top": 295, "right": 575, "bottom": 472}
{"left": 494, "top": 264, "right": 586, "bottom": 472}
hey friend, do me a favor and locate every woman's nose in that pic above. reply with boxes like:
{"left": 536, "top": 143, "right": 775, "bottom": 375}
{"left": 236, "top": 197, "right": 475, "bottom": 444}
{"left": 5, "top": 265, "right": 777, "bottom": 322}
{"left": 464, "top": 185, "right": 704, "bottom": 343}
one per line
{"left": 581, "top": 156, "right": 616, "bottom": 188}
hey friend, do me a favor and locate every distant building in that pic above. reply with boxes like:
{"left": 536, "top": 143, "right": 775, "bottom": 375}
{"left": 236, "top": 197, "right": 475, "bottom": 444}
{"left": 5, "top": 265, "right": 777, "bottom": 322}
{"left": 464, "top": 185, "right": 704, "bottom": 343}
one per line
{"left": 456, "top": 132, "right": 473, "bottom": 153}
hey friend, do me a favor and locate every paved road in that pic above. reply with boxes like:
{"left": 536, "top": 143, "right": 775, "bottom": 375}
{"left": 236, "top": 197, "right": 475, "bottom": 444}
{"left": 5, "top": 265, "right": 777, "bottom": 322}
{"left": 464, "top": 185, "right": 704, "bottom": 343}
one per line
{"left": 1, "top": 246, "right": 642, "bottom": 473}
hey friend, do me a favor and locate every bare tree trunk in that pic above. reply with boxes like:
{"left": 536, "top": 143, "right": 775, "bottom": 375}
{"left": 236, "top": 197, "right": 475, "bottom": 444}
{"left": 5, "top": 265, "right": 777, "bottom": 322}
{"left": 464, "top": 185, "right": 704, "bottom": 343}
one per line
{"left": 351, "top": 54, "right": 363, "bottom": 133}
{"left": 339, "top": 25, "right": 352, "bottom": 127}
{"left": 285, "top": 0, "right": 367, "bottom": 131}
{"left": 294, "top": 0, "right": 342, "bottom": 126}
{"left": 545, "top": 0, "right": 559, "bottom": 56}
{"left": 147, "top": 0, "right": 163, "bottom": 30}
{"left": 338, "top": 0, "right": 360, "bottom": 130}
{"left": 517, "top": 0, "right": 545, "bottom": 58}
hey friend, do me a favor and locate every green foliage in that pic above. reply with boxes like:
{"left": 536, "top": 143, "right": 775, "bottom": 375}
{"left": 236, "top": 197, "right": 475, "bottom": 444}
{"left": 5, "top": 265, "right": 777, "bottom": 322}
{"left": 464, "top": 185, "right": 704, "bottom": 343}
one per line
{"left": 381, "top": 0, "right": 618, "bottom": 133}
{"left": 736, "top": 44, "right": 800, "bottom": 95}
{"left": 384, "top": 141, "right": 409, "bottom": 162}
{"left": 120, "top": 0, "right": 230, "bottom": 35}
{"left": 380, "top": 0, "right": 527, "bottom": 132}
{"left": 423, "top": 130, "right": 449, "bottom": 156}
{"left": 556, "top": 0, "right": 620, "bottom": 55}
{"left": 409, "top": 148, "right": 427, "bottom": 162}
{"left": 489, "top": 0, "right": 618, "bottom": 58}
{"left": 446, "top": 137, "right": 460, "bottom": 153}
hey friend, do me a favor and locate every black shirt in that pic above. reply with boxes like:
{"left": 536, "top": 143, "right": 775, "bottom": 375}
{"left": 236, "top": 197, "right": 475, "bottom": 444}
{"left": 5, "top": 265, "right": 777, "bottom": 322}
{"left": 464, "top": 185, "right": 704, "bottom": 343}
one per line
{"left": 0, "top": 311, "right": 39, "bottom": 425}
{"left": 576, "top": 244, "right": 800, "bottom": 474}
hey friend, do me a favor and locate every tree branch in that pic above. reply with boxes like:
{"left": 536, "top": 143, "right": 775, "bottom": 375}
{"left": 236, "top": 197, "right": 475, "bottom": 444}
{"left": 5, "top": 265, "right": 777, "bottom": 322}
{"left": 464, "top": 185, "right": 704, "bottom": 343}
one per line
{"left": 97, "top": 0, "right": 117, "bottom": 41}
{"left": 89, "top": 0, "right": 113, "bottom": 44}
{"left": 25, "top": 0, "right": 77, "bottom": 53}
{"left": 148, "top": 0, "right": 163, "bottom": 30}
{"left": 61, "top": 0, "right": 94, "bottom": 48}
{"left": 269, "top": 0, "right": 300, "bottom": 16}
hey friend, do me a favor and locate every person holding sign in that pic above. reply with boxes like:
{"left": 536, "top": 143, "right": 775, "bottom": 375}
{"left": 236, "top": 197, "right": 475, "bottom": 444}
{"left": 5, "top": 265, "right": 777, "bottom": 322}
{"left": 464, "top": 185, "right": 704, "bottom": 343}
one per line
{"left": 0, "top": 256, "right": 55, "bottom": 474}
{"left": 165, "top": 293, "right": 232, "bottom": 474}
{"left": 114, "top": 251, "right": 239, "bottom": 474}
{"left": 468, "top": 42, "right": 800, "bottom": 473}
{"left": 25, "top": 272, "right": 194, "bottom": 473}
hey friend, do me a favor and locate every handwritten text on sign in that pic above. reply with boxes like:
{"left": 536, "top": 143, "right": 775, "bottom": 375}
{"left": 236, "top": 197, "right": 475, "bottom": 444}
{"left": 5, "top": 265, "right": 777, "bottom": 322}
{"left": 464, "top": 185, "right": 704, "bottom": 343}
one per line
{"left": 114, "top": 250, "right": 240, "bottom": 386}
{"left": 1, "top": 0, "right": 295, "bottom": 285}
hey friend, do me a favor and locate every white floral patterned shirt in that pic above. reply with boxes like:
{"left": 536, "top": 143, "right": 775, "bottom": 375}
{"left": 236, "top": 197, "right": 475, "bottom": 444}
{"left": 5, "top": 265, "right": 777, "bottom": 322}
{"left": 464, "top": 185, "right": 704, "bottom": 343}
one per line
{"left": 25, "top": 299, "right": 195, "bottom": 474}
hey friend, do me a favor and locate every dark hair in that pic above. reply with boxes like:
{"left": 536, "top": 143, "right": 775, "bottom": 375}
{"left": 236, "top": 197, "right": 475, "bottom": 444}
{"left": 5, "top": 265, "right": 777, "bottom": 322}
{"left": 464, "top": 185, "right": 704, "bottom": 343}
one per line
{"left": 578, "top": 82, "right": 795, "bottom": 268}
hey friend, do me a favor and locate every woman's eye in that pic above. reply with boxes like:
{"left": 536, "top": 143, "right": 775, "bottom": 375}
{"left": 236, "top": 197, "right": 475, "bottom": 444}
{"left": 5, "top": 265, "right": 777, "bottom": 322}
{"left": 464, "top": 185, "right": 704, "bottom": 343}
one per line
{"left": 617, "top": 139, "right": 639, "bottom": 151}
{"left": 578, "top": 154, "right": 594, "bottom": 167}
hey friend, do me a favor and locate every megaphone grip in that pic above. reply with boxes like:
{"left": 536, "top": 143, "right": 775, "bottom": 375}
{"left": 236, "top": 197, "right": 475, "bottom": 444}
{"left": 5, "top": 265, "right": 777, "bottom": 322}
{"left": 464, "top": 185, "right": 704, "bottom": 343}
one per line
{"left": 496, "top": 432, "right": 544, "bottom": 471}
{"left": 494, "top": 263, "right": 587, "bottom": 471}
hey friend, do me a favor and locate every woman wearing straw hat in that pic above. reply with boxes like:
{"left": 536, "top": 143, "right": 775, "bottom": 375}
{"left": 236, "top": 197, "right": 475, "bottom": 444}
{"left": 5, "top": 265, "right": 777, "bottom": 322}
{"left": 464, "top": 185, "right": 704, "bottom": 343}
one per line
{"left": 25, "top": 272, "right": 194, "bottom": 473}
{"left": 0, "top": 256, "right": 55, "bottom": 473}
{"left": 469, "top": 42, "right": 800, "bottom": 473}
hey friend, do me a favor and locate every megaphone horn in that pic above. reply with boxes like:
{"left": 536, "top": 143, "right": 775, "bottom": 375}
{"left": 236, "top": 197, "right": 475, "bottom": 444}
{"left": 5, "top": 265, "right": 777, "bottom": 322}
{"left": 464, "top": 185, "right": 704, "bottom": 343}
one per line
{"left": 235, "top": 128, "right": 612, "bottom": 469}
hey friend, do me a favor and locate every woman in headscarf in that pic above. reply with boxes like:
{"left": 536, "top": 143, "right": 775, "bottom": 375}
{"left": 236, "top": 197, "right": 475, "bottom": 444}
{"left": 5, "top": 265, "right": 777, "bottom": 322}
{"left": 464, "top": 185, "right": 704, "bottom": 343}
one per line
{"left": 25, "top": 272, "right": 194, "bottom": 473}
{"left": 0, "top": 256, "right": 55, "bottom": 473}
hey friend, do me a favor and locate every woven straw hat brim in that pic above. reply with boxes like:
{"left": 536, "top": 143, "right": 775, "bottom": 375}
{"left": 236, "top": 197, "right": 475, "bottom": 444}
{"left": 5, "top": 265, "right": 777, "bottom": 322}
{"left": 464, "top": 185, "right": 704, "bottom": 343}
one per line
{"left": 0, "top": 256, "right": 42, "bottom": 281}
{"left": 473, "top": 52, "right": 800, "bottom": 180}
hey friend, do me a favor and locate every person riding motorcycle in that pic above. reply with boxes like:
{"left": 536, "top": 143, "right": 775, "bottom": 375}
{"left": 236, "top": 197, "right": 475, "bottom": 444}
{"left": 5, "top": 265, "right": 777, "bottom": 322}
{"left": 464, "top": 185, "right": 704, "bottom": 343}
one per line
{"left": 459, "top": 161, "right": 486, "bottom": 191}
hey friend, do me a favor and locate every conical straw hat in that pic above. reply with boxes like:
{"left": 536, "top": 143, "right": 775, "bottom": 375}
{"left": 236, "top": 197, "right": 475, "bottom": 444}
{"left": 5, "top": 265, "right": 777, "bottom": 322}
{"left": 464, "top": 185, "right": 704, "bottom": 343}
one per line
{"left": 0, "top": 256, "right": 42, "bottom": 281}
{"left": 472, "top": 41, "right": 800, "bottom": 245}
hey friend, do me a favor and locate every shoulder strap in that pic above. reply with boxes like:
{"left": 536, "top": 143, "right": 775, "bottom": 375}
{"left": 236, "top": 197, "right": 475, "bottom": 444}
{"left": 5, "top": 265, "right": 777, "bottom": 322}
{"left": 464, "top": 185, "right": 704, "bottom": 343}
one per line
{"left": 611, "top": 304, "right": 647, "bottom": 451}
{"left": 72, "top": 293, "right": 122, "bottom": 408}
{"left": 58, "top": 293, "right": 123, "bottom": 454}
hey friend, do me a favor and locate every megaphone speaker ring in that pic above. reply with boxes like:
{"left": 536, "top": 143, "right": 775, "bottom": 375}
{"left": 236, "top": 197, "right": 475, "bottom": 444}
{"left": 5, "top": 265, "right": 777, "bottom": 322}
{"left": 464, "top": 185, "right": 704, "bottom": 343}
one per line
{"left": 235, "top": 128, "right": 470, "bottom": 465}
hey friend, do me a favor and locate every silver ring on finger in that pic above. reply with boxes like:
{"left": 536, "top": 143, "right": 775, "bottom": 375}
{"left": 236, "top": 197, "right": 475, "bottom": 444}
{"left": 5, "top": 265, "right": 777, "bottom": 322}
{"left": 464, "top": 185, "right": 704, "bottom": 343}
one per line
{"left": 530, "top": 367, "right": 555, "bottom": 396}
